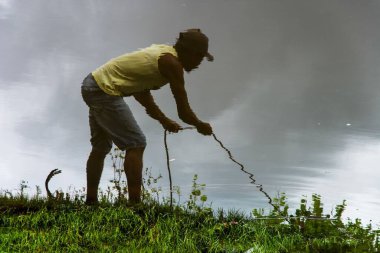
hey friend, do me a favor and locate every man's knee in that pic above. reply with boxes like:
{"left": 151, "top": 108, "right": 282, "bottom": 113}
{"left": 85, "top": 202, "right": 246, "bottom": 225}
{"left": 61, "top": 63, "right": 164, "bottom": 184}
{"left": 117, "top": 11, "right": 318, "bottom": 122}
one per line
{"left": 124, "top": 147, "right": 145, "bottom": 163}
{"left": 90, "top": 148, "right": 110, "bottom": 159}
{"left": 127, "top": 135, "right": 147, "bottom": 154}
{"left": 128, "top": 146, "right": 145, "bottom": 155}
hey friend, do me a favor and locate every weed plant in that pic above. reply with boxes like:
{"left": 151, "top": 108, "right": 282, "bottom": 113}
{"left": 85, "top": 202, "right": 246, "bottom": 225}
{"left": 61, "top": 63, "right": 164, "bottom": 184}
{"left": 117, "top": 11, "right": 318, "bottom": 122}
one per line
{"left": 0, "top": 148, "right": 379, "bottom": 252}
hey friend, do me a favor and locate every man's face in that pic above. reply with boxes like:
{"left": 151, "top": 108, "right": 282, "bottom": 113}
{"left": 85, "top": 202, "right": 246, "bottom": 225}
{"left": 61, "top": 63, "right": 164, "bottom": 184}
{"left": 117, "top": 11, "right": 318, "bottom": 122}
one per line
{"left": 182, "top": 51, "right": 205, "bottom": 72}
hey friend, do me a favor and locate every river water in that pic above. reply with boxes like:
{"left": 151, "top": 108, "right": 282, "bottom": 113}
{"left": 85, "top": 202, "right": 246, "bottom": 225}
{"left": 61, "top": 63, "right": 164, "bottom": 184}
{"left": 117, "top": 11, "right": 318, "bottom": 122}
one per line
{"left": 1, "top": 1, "right": 379, "bottom": 226}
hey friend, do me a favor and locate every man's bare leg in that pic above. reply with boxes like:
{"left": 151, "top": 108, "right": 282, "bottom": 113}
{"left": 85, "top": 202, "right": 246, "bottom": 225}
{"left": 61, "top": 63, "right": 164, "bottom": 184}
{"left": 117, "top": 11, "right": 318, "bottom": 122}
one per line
{"left": 124, "top": 147, "right": 145, "bottom": 204}
{"left": 85, "top": 149, "right": 108, "bottom": 204}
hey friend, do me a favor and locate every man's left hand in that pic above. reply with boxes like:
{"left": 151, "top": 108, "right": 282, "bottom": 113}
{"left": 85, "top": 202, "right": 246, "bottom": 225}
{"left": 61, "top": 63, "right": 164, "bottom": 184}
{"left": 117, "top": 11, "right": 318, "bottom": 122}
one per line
{"left": 161, "top": 118, "right": 182, "bottom": 133}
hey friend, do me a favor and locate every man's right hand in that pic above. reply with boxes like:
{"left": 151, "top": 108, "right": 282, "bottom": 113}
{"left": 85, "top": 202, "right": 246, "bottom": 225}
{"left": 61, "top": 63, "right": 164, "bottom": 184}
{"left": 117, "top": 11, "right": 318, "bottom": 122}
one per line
{"left": 161, "top": 118, "right": 182, "bottom": 133}
{"left": 196, "top": 121, "right": 213, "bottom": 135}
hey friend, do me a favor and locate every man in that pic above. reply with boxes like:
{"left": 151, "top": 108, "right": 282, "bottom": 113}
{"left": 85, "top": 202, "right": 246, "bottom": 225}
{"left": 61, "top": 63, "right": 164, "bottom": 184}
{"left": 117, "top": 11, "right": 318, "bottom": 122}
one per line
{"left": 81, "top": 28, "right": 214, "bottom": 204}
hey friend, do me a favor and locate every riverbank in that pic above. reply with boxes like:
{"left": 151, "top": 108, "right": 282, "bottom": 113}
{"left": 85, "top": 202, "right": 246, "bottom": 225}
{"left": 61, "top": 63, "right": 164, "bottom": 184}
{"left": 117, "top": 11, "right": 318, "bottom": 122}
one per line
{"left": 0, "top": 189, "right": 379, "bottom": 252}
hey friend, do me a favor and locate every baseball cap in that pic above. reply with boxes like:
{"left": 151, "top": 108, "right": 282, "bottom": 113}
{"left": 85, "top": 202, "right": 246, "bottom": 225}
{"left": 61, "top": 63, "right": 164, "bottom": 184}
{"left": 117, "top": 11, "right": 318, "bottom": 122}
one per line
{"left": 178, "top": 28, "right": 214, "bottom": 61}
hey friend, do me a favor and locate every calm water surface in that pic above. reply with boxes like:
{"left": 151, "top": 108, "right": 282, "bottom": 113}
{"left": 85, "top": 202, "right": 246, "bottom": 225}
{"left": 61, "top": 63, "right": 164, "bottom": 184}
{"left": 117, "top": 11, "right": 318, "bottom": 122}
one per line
{"left": 1, "top": 1, "right": 379, "bottom": 226}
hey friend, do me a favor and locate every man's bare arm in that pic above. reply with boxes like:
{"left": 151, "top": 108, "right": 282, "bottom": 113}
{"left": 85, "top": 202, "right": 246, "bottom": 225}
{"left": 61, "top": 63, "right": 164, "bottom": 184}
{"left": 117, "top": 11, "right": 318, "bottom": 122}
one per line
{"left": 133, "top": 91, "right": 181, "bottom": 132}
{"left": 158, "top": 53, "right": 212, "bottom": 135}
{"left": 133, "top": 91, "right": 168, "bottom": 122}
{"left": 158, "top": 54, "right": 201, "bottom": 125}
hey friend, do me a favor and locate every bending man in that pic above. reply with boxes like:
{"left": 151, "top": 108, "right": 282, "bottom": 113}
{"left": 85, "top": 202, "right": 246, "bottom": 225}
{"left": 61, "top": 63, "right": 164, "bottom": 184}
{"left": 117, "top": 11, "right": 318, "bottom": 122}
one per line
{"left": 81, "top": 29, "right": 214, "bottom": 204}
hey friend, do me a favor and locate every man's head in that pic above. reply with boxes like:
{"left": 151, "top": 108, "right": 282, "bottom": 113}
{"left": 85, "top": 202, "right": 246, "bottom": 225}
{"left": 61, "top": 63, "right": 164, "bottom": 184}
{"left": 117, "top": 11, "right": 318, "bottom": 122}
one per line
{"left": 174, "top": 28, "right": 214, "bottom": 72}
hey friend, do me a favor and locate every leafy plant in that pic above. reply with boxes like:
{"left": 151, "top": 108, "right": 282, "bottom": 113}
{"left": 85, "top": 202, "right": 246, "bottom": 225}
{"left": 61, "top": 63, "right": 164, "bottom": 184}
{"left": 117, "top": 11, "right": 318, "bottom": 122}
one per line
{"left": 185, "top": 174, "right": 211, "bottom": 213}
{"left": 109, "top": 147, "right": 128, "bottom": 203}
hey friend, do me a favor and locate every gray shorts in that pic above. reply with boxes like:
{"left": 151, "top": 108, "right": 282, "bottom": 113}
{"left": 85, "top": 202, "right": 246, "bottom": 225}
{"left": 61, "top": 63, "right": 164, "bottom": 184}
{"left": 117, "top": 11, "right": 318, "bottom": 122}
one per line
{"left": 81, "top": 74, "right": 146, "bottom": 153}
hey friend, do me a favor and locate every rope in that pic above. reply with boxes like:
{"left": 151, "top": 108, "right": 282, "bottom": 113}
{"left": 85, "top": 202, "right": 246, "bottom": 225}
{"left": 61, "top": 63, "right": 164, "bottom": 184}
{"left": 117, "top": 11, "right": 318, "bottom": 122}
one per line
{"left": 210, "top": 132, "right": 277, "bottom": 211}
{"left": 164, "top": 127, "right": 280, "bottom": 214}
{"left": 164, "top": 126, "right": 195, "bottom": 208}
{"left": 163, "top": 129, "right": 173, "bottom": 207}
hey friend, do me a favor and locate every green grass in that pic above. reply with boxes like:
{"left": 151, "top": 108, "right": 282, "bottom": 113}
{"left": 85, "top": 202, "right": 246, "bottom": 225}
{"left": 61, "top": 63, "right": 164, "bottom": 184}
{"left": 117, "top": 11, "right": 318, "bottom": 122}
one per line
{"left": 1, "top": 150, "right": 379, "bottom": 252}
{"left": 0, "top": 187, "right": 379, "bottom": 253}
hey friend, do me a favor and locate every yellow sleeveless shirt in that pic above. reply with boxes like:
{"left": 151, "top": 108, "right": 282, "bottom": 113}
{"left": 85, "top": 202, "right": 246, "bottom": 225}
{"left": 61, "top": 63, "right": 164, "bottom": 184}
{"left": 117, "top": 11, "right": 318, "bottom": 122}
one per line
{"left": 92, "top": 44, "right": 178, "bottom": 96}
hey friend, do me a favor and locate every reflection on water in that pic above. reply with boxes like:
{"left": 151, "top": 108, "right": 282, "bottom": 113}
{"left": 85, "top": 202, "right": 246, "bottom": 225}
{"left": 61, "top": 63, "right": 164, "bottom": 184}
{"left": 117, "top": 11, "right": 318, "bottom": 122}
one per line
{"left": 153, "top": 128, "right": 380, "bottom": 225}
{"left": 1, "top": 1, "right": 380, "bottom": 228}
